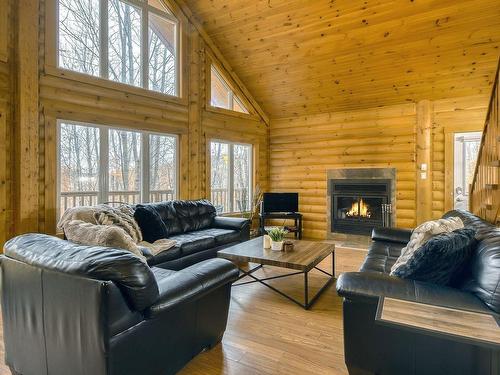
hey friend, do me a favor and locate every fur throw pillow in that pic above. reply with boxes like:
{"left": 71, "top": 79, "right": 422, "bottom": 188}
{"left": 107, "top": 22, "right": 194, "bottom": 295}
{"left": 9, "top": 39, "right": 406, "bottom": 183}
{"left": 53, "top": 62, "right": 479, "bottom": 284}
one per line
{"left": 390, "top": 216, "right": 464, "bottom": 275}
{"left": 63, "top": 220, "right": 146, "bottom": 260}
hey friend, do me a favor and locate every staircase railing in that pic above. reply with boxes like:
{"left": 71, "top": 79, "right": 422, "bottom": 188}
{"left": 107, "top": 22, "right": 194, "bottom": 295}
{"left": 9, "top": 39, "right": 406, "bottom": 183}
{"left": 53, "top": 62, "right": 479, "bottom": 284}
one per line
{"left": 470, "top": 60, "right": 500, "bottom": 224}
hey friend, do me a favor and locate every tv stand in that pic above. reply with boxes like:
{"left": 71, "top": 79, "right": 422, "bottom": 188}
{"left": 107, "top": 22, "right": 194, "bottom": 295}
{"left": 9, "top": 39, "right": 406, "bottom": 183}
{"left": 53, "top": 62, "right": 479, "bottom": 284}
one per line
{"left": 259, "top": 212, "right": 303, "bottom": 239}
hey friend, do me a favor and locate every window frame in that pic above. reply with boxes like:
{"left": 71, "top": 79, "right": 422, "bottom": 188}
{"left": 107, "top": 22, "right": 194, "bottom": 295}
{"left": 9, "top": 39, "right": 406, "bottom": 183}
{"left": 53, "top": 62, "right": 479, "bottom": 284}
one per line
{"left": 56, "top": 119, "right": 179, "bottom": 218}
{"left": 53, "top": 0, "right": 181, "bottom": 98}
{"left": 209, "top": 139, "right": 253, "bottom": 214}
{"left": 207, "top": 60, "right": 253, "bottom": 117}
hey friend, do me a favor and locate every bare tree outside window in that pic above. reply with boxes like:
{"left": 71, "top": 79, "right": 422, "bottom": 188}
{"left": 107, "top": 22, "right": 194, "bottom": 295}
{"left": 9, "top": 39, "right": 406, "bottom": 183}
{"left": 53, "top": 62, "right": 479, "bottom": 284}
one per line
{"left": 58, "top": 121, "right": 178, "bottom": 217}
{"left": 58, "top": 0, "right": 100, "bottom": 76}
{"left": 57, "top": 0, "right": 178, "bottom": 96}
{"left": 210, "top": 141, "right": 252, "bottom": 213}
{"left": 108, "top": 0, "right": 142, "bottom": 87}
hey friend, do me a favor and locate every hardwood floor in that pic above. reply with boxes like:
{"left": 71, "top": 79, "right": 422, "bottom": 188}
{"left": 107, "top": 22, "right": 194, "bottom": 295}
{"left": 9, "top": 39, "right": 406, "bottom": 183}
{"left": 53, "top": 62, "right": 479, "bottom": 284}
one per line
{"left": 0, "top": 257, "right": 348, "bottom": 375}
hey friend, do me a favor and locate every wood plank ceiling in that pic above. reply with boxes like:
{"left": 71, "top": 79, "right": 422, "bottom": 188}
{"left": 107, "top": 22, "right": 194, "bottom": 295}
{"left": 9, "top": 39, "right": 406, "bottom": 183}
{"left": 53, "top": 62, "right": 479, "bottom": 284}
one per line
{"left": 184, "top": 0, "right": 500, "bottom": 118}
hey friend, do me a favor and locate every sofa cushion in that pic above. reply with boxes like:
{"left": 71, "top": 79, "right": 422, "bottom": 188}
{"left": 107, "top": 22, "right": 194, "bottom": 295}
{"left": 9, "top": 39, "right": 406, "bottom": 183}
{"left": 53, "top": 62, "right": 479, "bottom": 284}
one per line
{"left": 391, "top": 228, "right": 477, "bottom": 286}
{"left": 4, "top": 234, "right": 159, "bottom": 311}
{"left": 390, "top": 216, "right": 464, "bottom": 273}
{"left": 360, "top": 240, "right": 405, "bottom": 273}
{"left": 194, "top": 228, "right": 240, "bottom": 246}
{"left": 168, "top": 233, "right": 216, "bottom": 256}
{"left": 134, "top": 204, "right": 168, "bottom": 242}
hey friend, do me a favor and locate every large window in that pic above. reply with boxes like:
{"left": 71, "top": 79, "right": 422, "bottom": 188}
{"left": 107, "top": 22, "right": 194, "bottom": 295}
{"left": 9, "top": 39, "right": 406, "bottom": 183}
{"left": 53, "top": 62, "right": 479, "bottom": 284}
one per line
{"left": 210, "top": 140, "right": 252, "bottom": 214}
{"left": 57, "top": 0, "right": 179, "bottom": 96}
{"left": 58, "top": 120, "right": 177, "bottom": 216}
{"left": 210, "top": 65, "right": 249, "bottom": 114}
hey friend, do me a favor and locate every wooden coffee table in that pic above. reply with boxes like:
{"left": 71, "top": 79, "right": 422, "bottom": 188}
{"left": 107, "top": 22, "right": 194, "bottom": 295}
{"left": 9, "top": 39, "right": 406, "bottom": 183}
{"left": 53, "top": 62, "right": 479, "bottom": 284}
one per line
{"left": 218, "top": 237, "right": 335, "bottom": 309}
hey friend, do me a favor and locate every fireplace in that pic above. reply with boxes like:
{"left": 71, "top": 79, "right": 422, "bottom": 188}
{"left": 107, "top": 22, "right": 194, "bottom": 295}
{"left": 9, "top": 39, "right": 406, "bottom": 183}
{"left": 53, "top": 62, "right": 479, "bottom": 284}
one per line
{"left": 330, "top": 179, "right": 392, "bottom": 235}
{"left": 327, "top": 168, "right": 396, "bottom": 238}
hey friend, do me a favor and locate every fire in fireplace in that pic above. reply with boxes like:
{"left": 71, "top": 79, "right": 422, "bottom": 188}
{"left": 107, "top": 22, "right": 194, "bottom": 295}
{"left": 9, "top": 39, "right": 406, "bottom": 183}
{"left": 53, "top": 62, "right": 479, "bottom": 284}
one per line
{"left": 330, "top": 179, "right": 392, "bottom": 235}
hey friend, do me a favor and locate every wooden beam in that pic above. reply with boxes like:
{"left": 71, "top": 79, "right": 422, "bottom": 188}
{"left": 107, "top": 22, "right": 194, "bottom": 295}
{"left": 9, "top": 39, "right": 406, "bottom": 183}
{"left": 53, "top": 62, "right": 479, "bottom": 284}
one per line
{"left": 416, "top": 99, "right": 433, "bottom": 224}
{"left": 15, "top": 0, "right": 39, "bottom": 234}
{"left": 172, "top": 0, "right": 270, "bottom": 125}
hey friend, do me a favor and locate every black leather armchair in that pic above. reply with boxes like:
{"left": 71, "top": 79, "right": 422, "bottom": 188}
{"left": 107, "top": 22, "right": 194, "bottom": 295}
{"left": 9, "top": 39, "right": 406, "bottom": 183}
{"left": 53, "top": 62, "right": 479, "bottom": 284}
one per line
{"left": 1, "top": 234, "right": 239, "bottom": 375}
{"left": 336, "top": 210, "right": 500, "bottom": 375}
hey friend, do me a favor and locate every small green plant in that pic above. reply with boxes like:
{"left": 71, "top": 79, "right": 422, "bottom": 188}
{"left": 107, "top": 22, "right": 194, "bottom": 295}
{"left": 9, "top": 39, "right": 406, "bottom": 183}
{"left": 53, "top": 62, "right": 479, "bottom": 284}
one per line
{"left": 266, "top": 227, "right": 288, "bottom": 242}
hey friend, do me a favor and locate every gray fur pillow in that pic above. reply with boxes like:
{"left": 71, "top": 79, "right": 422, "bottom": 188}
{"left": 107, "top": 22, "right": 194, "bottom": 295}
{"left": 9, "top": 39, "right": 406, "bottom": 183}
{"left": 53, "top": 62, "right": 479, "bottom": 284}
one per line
{"left": 63, "top": 220, "right": 145, "bottom": 260}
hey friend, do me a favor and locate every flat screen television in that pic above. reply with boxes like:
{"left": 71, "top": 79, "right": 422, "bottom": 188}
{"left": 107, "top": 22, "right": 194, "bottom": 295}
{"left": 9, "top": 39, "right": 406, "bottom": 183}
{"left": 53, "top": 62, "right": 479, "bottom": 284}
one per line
{"left": 262, "top": 192, "right": 299, "bottom": 213}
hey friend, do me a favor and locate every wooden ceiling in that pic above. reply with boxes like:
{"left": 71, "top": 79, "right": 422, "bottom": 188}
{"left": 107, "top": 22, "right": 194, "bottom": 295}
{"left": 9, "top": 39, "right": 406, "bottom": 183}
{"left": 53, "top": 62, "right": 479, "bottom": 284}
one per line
{"left": 184, "top": 0, "right": 500, "bottom": 118}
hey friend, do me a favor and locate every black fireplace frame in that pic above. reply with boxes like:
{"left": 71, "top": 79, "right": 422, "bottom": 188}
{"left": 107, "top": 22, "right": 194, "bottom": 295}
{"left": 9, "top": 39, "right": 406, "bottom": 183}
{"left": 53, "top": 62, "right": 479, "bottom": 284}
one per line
{"left": 330, "top": 178, "right": 392, "bottom": 235}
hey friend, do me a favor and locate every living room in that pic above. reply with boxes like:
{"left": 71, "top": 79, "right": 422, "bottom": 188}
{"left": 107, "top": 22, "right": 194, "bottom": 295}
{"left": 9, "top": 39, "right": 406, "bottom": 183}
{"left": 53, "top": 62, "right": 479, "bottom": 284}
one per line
{"left": 0, "top": 1, "right": 499, "bottom": 374}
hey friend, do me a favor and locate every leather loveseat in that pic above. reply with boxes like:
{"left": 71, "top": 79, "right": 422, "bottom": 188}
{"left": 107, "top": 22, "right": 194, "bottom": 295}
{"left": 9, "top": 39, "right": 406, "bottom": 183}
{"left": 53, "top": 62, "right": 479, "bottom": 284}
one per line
{"left": 1, "top": 234, "right": 239, "bottom": 375}
{"left": 336, "top": 210, "right": 500, "bottom": 375}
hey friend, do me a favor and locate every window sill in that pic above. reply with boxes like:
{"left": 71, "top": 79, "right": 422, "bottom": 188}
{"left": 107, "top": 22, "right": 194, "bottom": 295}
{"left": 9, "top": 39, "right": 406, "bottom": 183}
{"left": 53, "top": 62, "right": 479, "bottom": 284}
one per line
{"left": 205, "top": 105, "right": 261, "bottom": 122}
{"left": 44, "top": 65, "right": 188, "bottom": 107}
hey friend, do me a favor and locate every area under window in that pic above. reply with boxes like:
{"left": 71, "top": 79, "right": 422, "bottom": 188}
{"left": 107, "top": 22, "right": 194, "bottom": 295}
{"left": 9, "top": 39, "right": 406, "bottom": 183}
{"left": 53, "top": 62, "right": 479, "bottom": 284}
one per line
{"left": 210, "top": 140, "right": 252, "bottom": 214}
{"left": 210, "top": 65, "right": 249, "bottom": 114}
{"left": 58, "top": 120, "right": 177, "bottom": 217}
{"left": 57, "top": 0, "right": 179, "bottom": 96}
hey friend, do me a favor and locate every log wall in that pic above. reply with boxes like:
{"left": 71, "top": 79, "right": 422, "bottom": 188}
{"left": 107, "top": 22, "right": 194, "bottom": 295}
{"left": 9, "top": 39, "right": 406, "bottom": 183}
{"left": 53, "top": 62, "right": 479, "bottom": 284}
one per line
{"left": 270, "top": 97, "right": 488, "bottom": 239}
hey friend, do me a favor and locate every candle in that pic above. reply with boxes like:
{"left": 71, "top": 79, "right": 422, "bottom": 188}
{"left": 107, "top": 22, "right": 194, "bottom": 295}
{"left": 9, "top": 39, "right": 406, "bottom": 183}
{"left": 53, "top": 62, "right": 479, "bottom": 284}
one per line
{"left": 263, "top": 235, "right": 271, "bottom": 249}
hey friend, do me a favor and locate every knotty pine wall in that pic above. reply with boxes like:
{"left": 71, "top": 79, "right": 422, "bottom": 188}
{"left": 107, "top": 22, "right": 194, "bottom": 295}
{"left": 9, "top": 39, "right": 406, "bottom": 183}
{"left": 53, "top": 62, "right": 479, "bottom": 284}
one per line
{"left": 0, "top": 0, "right": 269, "bottom": 246}
{"left": 270, "top": 97, "right": 488, "bottom": 240}
{"left": 0, "top": 0, "right": 14, "bottom": 247}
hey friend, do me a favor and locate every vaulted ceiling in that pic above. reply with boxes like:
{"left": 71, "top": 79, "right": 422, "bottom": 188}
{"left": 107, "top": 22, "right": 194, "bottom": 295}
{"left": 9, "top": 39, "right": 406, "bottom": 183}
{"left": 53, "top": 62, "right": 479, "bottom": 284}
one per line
{"left": 185, "top": 0, "right": 500, "bottom": 118}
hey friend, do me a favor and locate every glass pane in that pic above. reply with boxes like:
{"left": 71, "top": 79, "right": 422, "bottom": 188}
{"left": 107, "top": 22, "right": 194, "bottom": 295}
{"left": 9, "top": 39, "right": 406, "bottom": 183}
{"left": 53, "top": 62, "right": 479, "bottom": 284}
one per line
{"left": 108, "top": 129, "right": 142, "bottom": 204}
{"left": 454, "top": 132, "right": 482, "bottom": 210}
{"left": 233, "top": 144, "right": 252, "bottom": 212}
{"left": 148, "top": 12, "right": 177, "bottom": 95}
{"left": 211, "top": 142, "right": 230, "bottom": 213}
{"left": 149, "top": 134, "right": 176, "bottom": 202}
{"left": 58, "top": 0, "right": 100, "bottom": 76}
{"left": 148, "top": 0, "right": 173, "bottom": 14}
{"left": 233, "top": 96, "right": 249, "bottom": 114}
{"left": 108, "top": 0, "right": 142, "bottom": 87}
{"left": 211, "top": 66, "right": 231, "bottom": 109}
{"left": 59, "top": 123, "right": 100, "bottom": 216}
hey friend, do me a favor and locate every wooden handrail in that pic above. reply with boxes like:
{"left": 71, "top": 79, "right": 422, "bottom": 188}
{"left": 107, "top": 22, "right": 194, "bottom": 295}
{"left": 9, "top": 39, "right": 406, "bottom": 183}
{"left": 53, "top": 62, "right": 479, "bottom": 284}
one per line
{"left": 470, "top": 59, "right": 500, "bottom": 224}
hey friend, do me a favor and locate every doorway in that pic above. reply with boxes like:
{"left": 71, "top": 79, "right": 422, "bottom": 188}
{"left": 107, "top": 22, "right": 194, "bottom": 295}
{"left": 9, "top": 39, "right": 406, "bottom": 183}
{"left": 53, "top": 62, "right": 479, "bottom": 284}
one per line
{"left": 452, "top": 132, "right": 482, "bottom": 210}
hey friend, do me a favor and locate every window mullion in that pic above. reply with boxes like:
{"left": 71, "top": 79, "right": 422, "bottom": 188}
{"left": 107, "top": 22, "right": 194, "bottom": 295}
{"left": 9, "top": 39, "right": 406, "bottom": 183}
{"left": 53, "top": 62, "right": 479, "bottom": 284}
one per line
{"left": 100, "top": 127, "right": 109, "bottom": 203}
{"left": 229, "top": 143, "right": 234, "bottom": 213}
{"left": 142, "top": 6, "right": 149, "bottom": 89}
{"left": 100, "top": 0, "right": 109, "bottom": 79}
{"left": 142, "top": 133, "right": 150, "bottom": 202}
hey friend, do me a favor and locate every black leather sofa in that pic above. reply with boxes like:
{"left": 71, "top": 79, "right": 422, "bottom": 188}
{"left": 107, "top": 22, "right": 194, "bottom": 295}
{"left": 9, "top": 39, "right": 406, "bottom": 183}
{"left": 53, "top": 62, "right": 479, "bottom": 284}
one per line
{"left": 125, "top": 199, "right": 249, "bottom": 270}
{"left": 336, "top": 210, "right": 500, "bottom": 375}
{"left": 1, "top": 233, "right": 239, "bottom": 375}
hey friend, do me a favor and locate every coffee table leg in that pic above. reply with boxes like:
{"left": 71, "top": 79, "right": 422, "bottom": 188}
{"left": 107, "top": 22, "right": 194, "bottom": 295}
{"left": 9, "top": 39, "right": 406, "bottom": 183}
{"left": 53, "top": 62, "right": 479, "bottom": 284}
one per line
{"left": 304, "top": 272, "right": 309, "bottom": 308}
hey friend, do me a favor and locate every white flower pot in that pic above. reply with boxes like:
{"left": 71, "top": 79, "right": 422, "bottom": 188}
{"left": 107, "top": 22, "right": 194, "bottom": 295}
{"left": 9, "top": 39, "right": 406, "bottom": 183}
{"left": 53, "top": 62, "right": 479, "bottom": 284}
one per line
{"left": 271, "top": 240, "right": 283, "bottom": 251}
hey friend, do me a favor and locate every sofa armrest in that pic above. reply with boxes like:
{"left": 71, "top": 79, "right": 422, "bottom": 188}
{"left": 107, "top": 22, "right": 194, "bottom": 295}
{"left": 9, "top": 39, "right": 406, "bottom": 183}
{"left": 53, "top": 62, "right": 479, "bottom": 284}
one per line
{"left": 336, "top": 272, "right": 490, "bottom": 314}
{"left": 145, "top": 259, "right": 238, "bottom": 318}
{"left": 213, "top": 216, "right": 250, "bottom": 231}
{"left": 371, "top": 227, "right": 412, "bottom": 244}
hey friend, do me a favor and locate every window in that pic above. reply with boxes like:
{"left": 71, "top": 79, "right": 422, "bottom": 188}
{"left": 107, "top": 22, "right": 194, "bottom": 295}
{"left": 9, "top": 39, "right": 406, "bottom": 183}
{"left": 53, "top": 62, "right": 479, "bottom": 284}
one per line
{"left": 57, "top": 0, "right": 179, "bottom": 96}
{"left": 210, "top": 140, "right": 252, "bottom": 213}
{"left": 210, "top": 65, "right": 249, "bottom": 114}
{"left": 58, "top": 120, "right": 177, "bottom": 217}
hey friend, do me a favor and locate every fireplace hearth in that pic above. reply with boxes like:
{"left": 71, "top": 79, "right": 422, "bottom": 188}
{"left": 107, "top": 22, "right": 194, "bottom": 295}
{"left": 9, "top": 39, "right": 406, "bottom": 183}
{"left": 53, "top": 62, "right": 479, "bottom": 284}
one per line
{"left": 330, "top": 179, "right": 392, "bottom": 235}
{"left": 326, "top": 168, "right": 396, "bottom": 238}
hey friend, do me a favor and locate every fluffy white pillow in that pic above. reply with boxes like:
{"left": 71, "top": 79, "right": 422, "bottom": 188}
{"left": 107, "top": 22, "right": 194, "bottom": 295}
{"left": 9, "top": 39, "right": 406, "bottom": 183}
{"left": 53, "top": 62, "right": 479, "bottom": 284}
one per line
{"left": 390, "top": 216, "right": 464, "bottom": 275}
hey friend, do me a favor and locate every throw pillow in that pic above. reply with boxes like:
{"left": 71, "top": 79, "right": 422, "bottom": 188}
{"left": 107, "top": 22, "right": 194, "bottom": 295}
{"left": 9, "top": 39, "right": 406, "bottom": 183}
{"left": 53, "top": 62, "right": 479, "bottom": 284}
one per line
{"left": 63, "top": 220, "right": 145, "bottom": 260}
{"left": 391, "top": 228, "right": 477, "bottom": 286}
{"left": 390, "top": 216, "right": 464, "bottom": 274}
{"left": 134, "top": 204, "right": 168, "bottom": 243}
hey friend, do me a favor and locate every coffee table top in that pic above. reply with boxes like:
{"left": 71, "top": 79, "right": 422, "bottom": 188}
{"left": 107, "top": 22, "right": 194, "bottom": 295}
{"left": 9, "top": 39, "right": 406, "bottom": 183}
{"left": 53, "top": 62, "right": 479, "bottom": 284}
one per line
{"left": 217, "top": 237, "right": 334, "bottom": 272}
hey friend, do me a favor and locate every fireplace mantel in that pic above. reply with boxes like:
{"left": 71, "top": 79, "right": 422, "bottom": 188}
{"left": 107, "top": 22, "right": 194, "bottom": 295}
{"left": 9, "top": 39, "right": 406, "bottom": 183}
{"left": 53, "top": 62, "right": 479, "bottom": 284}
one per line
{"left": 326, "top": 168, "right": 396, "bottom": 239}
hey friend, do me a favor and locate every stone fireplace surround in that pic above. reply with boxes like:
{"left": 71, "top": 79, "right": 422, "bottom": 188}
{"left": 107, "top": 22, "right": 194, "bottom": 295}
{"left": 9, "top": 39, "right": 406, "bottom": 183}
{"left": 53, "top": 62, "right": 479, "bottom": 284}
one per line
{"left": 326, "top": 168, "right": 396, "bottom": 240}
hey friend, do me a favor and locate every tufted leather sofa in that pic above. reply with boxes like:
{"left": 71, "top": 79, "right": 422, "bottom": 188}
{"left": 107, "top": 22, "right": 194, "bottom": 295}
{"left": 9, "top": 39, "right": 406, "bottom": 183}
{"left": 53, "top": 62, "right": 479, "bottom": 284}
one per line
{"left": 133, "top": 199, "right": 250, "bottom": 270}
{"left": 1, "top": 233, "right": 239, "bottom": 375}
{"left": 336, "top": 210, "right": 500, "bottom": 375}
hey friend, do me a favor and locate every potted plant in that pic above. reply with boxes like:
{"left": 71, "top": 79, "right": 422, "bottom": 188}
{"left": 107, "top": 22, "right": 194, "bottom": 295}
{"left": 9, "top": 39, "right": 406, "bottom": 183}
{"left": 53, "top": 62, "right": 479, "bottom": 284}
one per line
{"left": 266, "top": 227, "right": 288, "bottom": 251}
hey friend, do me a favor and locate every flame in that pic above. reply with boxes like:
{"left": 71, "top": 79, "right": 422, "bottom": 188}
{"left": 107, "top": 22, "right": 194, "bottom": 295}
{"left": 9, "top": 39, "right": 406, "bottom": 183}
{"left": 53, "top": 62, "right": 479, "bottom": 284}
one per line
{"left": 346, "top": 198, "right": 371, "bottom": 218}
